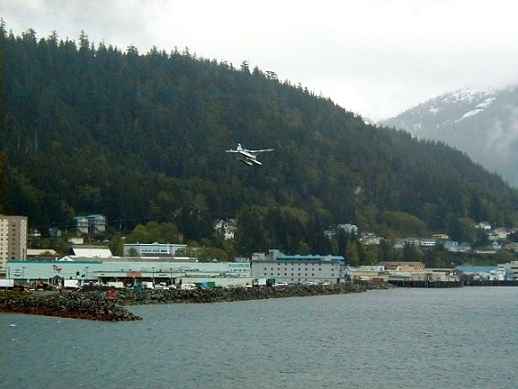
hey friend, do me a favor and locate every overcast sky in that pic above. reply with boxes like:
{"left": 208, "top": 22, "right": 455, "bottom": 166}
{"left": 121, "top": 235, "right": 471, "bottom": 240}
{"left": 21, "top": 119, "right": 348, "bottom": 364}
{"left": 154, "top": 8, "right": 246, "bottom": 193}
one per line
{"left": 3, "top": 0, "right": 518, "bottom": 120}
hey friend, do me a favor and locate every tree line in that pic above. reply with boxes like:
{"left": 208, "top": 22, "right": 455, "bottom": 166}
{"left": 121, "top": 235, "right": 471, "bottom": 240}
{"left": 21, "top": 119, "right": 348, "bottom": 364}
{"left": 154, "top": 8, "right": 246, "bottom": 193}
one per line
{"left": 1, "top": 23, "right": 518, "bottom": 256}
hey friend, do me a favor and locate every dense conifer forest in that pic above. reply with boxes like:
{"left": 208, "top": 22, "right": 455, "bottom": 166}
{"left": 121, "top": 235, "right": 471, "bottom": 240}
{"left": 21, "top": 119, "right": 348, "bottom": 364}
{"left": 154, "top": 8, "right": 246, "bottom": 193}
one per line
{"left": 1, "top": 23, "right": 517, "bottom": 255}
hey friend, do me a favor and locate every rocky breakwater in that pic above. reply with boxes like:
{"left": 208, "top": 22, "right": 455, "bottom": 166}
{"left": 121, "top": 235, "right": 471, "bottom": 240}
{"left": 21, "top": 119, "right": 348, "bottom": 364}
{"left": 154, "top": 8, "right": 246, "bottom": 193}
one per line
{"left": 118, "top": 282, "right": 379, "bottom": 305}
{"left": 0, "top": 291, "right": 141, "bottom": 321}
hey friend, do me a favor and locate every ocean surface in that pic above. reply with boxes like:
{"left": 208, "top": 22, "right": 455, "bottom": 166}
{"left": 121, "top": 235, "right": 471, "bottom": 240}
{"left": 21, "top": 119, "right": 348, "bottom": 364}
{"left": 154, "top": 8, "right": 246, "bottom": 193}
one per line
{"left": 1, "top": 287, "right": 517, "bottom": 389}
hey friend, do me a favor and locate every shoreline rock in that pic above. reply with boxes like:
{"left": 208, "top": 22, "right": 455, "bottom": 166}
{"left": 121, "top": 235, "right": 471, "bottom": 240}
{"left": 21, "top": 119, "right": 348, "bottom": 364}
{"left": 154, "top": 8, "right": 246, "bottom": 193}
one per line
{"left": 115, "top": 282, "right": 382, "bottom": 305}
{"left": 0, "top": 282, "right": 387, "bottom": 321}
{"left": 0, "top": 291, "right": 142, "bottom": 321}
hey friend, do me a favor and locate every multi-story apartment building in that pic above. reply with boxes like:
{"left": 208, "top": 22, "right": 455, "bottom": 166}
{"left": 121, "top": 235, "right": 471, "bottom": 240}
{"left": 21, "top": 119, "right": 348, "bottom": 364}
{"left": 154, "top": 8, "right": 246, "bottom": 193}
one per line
{"left": 0, "top": 217, "right": 8, "bottom": 273}
{"left": 0, "top": 215, "right": 28, "bottom": 274}
{"left": 251, "top": 249, "right": 346, "bottom": 284}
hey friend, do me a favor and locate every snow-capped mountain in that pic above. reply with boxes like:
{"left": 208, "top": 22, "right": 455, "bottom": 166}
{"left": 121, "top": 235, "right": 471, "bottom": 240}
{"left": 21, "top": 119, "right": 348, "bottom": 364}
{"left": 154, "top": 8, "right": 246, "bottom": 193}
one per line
{"left": 383, "top": 86, "right": 518, "bottom": 186}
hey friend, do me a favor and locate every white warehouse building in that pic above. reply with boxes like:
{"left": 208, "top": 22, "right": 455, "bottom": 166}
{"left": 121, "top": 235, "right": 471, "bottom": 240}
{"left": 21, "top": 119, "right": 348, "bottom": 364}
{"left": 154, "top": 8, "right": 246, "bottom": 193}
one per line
{"left": 123, "top": 243, "right": 187, "bottom": 257}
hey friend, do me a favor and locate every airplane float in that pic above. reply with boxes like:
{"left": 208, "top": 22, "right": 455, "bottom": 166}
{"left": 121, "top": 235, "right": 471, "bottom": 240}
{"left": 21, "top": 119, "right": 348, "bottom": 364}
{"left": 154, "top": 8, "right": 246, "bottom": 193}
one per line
{"left": 226, "top": 143, "right": 274, "bottom": 166}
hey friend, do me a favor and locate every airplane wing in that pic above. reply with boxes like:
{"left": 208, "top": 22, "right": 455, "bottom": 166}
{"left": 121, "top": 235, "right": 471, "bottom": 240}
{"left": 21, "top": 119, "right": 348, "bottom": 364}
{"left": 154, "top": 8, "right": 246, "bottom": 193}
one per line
{"left": 225, "top": 149, "right": 239, "bottom": 153}
{"left": 249, "top": 148, "right": 274, "bottom": 153}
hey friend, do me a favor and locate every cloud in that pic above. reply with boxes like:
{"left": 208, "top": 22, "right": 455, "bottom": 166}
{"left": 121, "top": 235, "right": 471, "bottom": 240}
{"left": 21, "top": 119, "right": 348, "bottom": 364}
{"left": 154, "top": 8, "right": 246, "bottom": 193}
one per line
{"left": 3, "top": 0, "right": 518, "bottom": 119}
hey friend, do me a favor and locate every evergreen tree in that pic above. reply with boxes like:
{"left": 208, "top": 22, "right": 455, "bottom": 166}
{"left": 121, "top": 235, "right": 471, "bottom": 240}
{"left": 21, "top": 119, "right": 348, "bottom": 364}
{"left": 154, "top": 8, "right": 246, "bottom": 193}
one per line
{"left": 0, "top": 23, "right": 517, "bottom": 253}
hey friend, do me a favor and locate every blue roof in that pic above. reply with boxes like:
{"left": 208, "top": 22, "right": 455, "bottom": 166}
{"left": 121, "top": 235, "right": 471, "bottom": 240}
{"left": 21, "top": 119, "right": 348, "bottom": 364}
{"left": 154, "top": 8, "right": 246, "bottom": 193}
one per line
{"left": 456, "top": 265, "right": 497, "bottom": 273}
{"left": 277, "top": 255, "right": 344, "bottom": 261}
{"left": 8, "top": 260, "right": 103, "bottom": 264}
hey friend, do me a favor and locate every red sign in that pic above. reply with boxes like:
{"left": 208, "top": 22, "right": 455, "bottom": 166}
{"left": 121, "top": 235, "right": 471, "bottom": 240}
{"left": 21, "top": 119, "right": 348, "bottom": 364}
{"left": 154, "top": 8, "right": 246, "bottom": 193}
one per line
{"left": 106, "top": 289, "right": 118, "bottom": 300}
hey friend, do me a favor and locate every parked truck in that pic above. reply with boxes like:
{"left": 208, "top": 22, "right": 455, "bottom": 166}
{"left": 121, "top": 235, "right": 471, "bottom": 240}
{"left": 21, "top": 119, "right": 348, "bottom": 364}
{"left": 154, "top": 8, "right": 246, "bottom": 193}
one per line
{"left": 64, "top": 279, "right": 80, "bottom": 289}
{"left": 106, "top": 281, "right": 124, "bottom": 289}
{"left": 0, "top": 279, "right": 14, "bottom": 288}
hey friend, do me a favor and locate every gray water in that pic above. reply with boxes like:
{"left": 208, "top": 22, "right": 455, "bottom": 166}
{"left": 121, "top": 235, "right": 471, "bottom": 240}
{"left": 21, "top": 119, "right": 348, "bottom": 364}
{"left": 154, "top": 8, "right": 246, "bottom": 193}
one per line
{"left": 1, "top": 287, "right": 517, "bottom": 389}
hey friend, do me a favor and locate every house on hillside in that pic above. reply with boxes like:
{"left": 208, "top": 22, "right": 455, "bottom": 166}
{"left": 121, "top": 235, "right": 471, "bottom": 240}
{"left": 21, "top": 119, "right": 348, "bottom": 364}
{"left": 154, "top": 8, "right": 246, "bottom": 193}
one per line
{"left": 74, "top": 214, "right": 107, "bottom": 235}
{"left": 359, "top": 232, "right": 382, "bottom": 246}
{"left": 324, "top": 223, "right": 359, "bottom": 240}
{"left": 336, "top": 224, "right": 359, "bottom": 235}
{"left": 214, "top": 219, "right": 237, "bottom": 240}
{"left": 475, "top": 221, "right": 492, "bottom": 231}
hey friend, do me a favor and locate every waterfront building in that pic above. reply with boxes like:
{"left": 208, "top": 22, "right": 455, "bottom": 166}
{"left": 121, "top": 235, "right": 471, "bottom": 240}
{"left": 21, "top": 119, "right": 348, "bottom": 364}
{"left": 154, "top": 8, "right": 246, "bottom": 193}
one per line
{"left": 511, "top": 261, "right": 518, "bottom": 281}
{"left": 456, "top": 265, "right": 501, "bottom": 280}
{"left": 382, "top": 261, "right": 425, "bottom": 272}
{"left": 387, "top": 268, "right": 457, "bottom": 282}
{"left": 0, "top": 215, "right": 28, "bottom": 274}
{"left": 350, "top": 265, "right": 388, "bottom": 282}
{"left": 496, "top": 263, "right": 513, "bottom": 280}
{"left": 6, "top": 258, "right": 251, "bottom": 287}
{"left": 251, "top": 249, "right": 346, "bottom": 284}
{"left": 123, "top": 242, "right": 187, "bottom": 257}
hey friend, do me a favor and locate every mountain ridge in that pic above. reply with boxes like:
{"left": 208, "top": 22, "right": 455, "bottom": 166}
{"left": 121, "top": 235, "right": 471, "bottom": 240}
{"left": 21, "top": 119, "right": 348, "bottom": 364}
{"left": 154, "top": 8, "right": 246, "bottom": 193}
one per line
{"left": 1, "top": 26, "right": 518, "bottom": 253}
{"left": 383, "top": 85, "right": 518, "bottom": 186}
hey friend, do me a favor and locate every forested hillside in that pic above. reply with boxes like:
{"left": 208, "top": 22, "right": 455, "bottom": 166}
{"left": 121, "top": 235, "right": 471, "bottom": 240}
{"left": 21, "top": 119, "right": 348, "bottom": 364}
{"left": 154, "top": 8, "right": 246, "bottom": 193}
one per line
{"left": 1, "top": 24, "right": 518, "bottom": 254}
